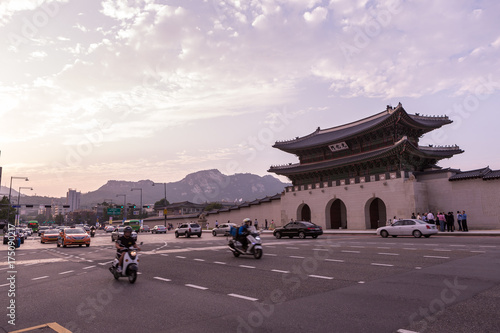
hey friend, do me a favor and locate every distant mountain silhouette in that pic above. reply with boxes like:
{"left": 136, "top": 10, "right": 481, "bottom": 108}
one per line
{"left": 80, "top": 169, "right": 290, "bottom": 208}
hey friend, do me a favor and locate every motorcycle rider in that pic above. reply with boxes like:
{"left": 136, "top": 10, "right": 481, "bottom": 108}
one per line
{"left": 115, "top": 226, "right": 140, "bottom": 272}
{"left": 237, "top": 218, "right": 252, "bottom": 251}
{"left": 90, "top": 225, "right": 96, "bottom": 236}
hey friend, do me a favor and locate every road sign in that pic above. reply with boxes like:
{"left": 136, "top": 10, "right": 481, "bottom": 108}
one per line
{"left": 163, "top": 209, "right": 168, "bottom": 216}
{"left": 107, "top": 208, "right": 121, "bottom": 215}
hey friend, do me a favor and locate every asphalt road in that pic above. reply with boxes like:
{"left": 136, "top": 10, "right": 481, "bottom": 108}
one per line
{"left": 1, "top": 231, "right": 499, "bottom": 333}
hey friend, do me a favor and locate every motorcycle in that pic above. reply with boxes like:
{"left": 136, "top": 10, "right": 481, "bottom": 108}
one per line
{"left": 109, "top": 242, "right": 143, "bottom": 283}
{"left": 90, "top": 229, "right": 95, "bottom": 237}
{"left": 228, "top": 227, "right": 263, "bottom": 259}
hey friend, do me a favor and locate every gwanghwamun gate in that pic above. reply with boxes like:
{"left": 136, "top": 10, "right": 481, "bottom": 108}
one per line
{"left": 148, "top": 103, "right": 500, "bottom": 230}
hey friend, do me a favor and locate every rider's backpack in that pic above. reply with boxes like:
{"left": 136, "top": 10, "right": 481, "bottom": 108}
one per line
{"left": 229, "top": 226, "right": 238, "bottom": 237}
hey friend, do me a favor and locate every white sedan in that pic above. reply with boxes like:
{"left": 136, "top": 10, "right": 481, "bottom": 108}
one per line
{"left": 377, "top": 219, "right": 438, "bottom": 238}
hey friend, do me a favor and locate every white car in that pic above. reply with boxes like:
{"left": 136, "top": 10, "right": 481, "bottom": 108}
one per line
{"left": 212, "top": 223, "right": 237, "bottom": 237}
{"left": 377, "top": 219, "right": 438, "bottom": 238}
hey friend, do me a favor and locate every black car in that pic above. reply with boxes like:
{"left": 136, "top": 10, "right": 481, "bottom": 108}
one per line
{"left": 273, "top": 221, "right": 323, "bottom": 239}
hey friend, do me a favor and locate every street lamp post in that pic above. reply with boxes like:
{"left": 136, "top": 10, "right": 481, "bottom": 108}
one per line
{"left": 152, "top": 182, "right": 167, "bottom": 227}
{"left": 8, "top": 176, "right": 29, "bottom": 225}
{"left": 131, "top": 188, "right": 143, "bottom": 217}
{"left": 17, "top": 186, "right": 33, "bottom": 225}
{"left": 116, "top": 194, "right": 126, "bottom": 221}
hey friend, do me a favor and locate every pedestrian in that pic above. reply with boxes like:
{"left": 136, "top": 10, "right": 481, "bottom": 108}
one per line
{"left": 254, "top": 219, "right": 259, "bottom": 230}
{"left": 461, "top": 211, "right": 468, "bottom": 232}
{"left": 417, "top": 212, "right": 421, "bottom": 220}
{"left": 437, "top": 212, "right": 446, "bottom": 232}
{"left": 270, "top": 220, "right": 275, "bottom": 230}
{"left": 411, "top": 212, "right": 416, "bottom": 219}
{"left": 265, "top": 219, "right": 268, "bottom": 230}
{"left": 207, "top": 222, "right": 209, "bottom": 230}
{"left": 427, "top": 211, "right": 435, "bottom": 225}
{"left": 456, "top": 211, "right": 463, "bottom": 231}
{"left": 446, "top": 212, "right": 454, "bottom": 232}
{"left": 215, "top": 220, "right": 219, "bottom": 228}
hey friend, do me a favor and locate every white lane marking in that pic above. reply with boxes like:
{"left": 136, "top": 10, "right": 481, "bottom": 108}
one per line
{"left": 403, "top": 248, "right": 417, "bottom": 250}
{"left": 176, "top": 256, "right": 186, "bottom": 259}
{"left": 325, "top": 259, "right": 345, "bottom": 263}
{"left": 154, "top": 277, "right": 172, "bottom": 282}
{"left": 415, "top": 267, "right": 422, "bottom": 270}
{"left": 83, "top": 265, "right": 96, "bottom": 270}
{"left": 99, "top": 261, "right": 114, "bottom": 266}
{"left": 0, "top": 258, "right": 66, "bottom": 266}
{"left": 161, "top": 254, "right": 169, "bottom": 257}
{"left": 309, "top": 275, "right": 333, "bottom": 280}
{"left": 289, "top": 256, "right": 305, "bottom": 259}
{"left": 186, "top": 284, "right": 208, "bottom": 290}
{"left": 450, "top": 245, "right": 466, "bottom": 247}
{"left": 397, "top": 329, "right": 419, "bottom": 333}
{"left": 433, "top": 249, "right": 451, "bottom": 252}
{"left": 371, "top": 263, "right": 394, "bottom": 267}
{"left": 313, "top": 248, "right": 329, "bottom": 251}
{"left": 286, "top": 247, "right": 300, "bottom": 249}
{"left": 32, "top": 276, "right": 49, "bottom": 280}
{"left": 214, "top": 261, "right": 226, "bottom": 265}
{"left": 358, "top": 281, "right": 365, "bottom": 284}
{"left": 470, "top": 251, "right": 486, "bottom": 253}
{"left": 271, "top": 269, "right": 290, "bottom": 274}
{"left": 0, "top": 283, "right": 10, "bottom": 287}
{"left": 194, "top": 259, "right": 205, "bottom": 262}
{"left": 239, "top": 265, "right": 255, "bottom": 269}
{"left": 228, "top": 293, "right": 258, "bottom": 302}
{"left": 479, "top": 245, "right": 496, "bottom": 248}
{"left": 350, "top": 246, "right": 365, "bottom": 248}
{"left": 59, "top": 270, "right": 74, "bottom": 275}
{"left": 377, "top": 253, "right": 399, "bottom": 256}
{"left": 377, "top": 247, "right": 390, "bottom": 249}
{"left": 341, "top": 250, "right": 360, "bottom": 253}
{"left": 265, "top": 254, "right": 277, "bottom": 256}
{"left": 424, "top": 255, "right": 450, "bottom": 259}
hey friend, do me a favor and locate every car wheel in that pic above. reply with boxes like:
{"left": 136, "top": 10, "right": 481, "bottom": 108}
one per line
{"left": 175, "top": 232, "right": 179, "bottom": 238}
{"left": 197, "top": 234, "right": 201, "bottom": 238}
{"left": 186, "top": 233, "right": 191, "bottom": 238}
{"left": 298, "top": 232, "right": 306, "bottom": 239}
{"left": 86, "top": 244, "right": 90, "bottom": 247}
{"left": 212, "top": 231, "right": 217, "bottom": 237}
{"left": 413, "top": 230, "right": 422, "bottom": 238}
{"left": 63, "top": 243, "right": 67, "bottom": 248}
{"left": 57, "top": 242, "right": 60, "bottom": 247}
{"left": 253, "top": 248, "right": 263, "bottom": 259}
{"left": 233, "top": 251, "right": 240, "bottom": 257}
{"left": 275, "top": 232, "right": 282, "bottom": 239}
{"left": 380, "top": 230, "right": 389, "bottom": 238}
{"left": 41, "top": 241, "right": 45, "bottom": 244}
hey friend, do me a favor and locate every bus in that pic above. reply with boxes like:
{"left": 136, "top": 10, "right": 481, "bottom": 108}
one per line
{"left": 27, "top": 221, "right": 39, "bottom": 233}
{"left": 123, "top": 220, "right": 141, "bottom": 232}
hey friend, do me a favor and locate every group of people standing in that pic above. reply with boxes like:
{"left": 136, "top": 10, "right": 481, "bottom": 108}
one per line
{"left": 411, "top": 211, "right": 469, "bottom": 232}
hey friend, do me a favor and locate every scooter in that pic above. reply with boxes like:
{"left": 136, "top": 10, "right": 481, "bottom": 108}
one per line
{"left": 90, "top": 229, "right": 95, "bottom": 237}
{"left": 228, "top": 228, "right": 263, "bottom": 259}
{"left": 109, "top": 242, "right": 143, "bottom": 283}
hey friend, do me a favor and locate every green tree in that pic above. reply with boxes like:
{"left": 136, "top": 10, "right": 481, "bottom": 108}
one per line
{"left": 154, "top": 198, "right": 169, "bottom": 209}
{"left": 204, "top": 202, "right": 222, "bottom": 211}
{"left": 0, "top": 196, "right": 16, "bottom": 223}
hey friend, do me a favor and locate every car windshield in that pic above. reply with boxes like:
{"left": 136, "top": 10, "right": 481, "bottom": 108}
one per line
{"left": 44, "top": 230, "right": 60, "bottom": 234}
{"left": 190, "top": 224, "right": 200, "bottom": 228}
{"left": 65, "top": 228, "right": 85, "bottom": 234}
{"left": 300, "top": 222, "right": 317, "bottom": 227}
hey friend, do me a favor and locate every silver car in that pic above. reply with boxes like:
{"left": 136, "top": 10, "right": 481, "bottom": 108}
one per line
{"left": 175, "top": 223, "right": 202, "bottom": 238}
{"left": 111, "top": 227, "right": 138, "bottom": 242}
{"left": 377, "top": 219, "right": 438, "bottom": 238}
{"left": 212, "top": 223, "right": 237, "bottom": 237}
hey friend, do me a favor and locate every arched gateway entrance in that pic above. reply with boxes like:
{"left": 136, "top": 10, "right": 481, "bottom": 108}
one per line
{"left": 297, "top": 204, "right": 311, "bottom": 222}
{"left": 326, "top": 199, "right": 347, "bottom": 229}
{"left": 365, "top": 198, "right": 387, "bottom": 229}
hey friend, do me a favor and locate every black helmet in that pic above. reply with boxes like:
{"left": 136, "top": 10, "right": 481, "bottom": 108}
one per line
{"left": 124, "top": 226, "right": 133, "bottom": 233}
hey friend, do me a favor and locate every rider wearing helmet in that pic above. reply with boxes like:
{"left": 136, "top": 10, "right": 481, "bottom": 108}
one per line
{"left": 238, "top": 218, "right": 253, "bottom": 251}
{"left": 115, "top": 226, "right": 140, "bottom": 272}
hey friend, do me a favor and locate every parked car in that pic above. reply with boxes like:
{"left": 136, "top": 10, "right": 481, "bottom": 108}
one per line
{"left": 273, "top": 221, "right": 323, "bottom": 239}
{"left": 41, "top": 229, "right": 60, "bottom": 243}
{"left": 105, "top": 226, "right": 115, "bottom": 233}
{"left": 151, "top": 225, "right": 167, "bottom": 234}
{"left": 111, "top": 226, "right": 138, "bottom": 242}
{"left": 212, "top": 223, "right": 237, "bottom": 236}
{"left": 377, "top": 219, "right": 438, "bottom": 238}
{"left": 57, "top": 227, "right": 90, "bottom": 247}
{"left": 175, "top": 223, "right": 202, "bottom": 238}
{"left": 140, "top": 225, "right": 150, "bottom": 232}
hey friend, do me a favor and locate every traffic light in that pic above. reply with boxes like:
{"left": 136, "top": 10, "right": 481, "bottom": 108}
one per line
{"left": 142, "top": 205, "right": 150, "bottom": 208}
{"left": 63, "top": 205, "right": 70, "bottom": 208}
{"left": 129, "top": 205, "right": 136, "bottom": 209}
{"left": 120, "top": 205, "right": 124, "bottom": 209}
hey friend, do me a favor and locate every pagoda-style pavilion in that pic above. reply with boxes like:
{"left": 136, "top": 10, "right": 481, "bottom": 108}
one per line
{"left": 269, "top": 103, "right": 463, "bottom": 186}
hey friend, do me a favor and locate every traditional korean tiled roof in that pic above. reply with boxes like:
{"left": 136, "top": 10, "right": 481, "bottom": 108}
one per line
{"left": 273, "top": 103, "right": 452, "bottom": 153}
{"left": 449, "top": 167, "right": 500, "bottom": 181}
{"left": 269, "top": 137, "right": 463, "bottom": 176}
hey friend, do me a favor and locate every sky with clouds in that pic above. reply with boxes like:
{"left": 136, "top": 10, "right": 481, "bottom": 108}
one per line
{"left": 1, "top": 0, "right": 500, "bottom": 198}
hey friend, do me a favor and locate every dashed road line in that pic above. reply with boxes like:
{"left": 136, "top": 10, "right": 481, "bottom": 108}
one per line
{"left": 309, "top": 275, "right": 333, "bottom": 280}
{"left": 32, "top": 276, "right": 49, "bottom": 281}
{"left": 228, "top": 293, "right": 258, "bottom": 302}
{"left": 271, "top": 269, "right": 290, "bottom": 274}
{"left": 378, "top": 253, "right": 399, "bottom": 256}
{"left": 239, "top": 265, "right": 255, "bottom": 269}
{"left": 325, "top": 259, "right": 345, "bottom": 263}
{"left": 176, "top": 256, "right": 186, "bottom": 259}
{"left": 214, "top": 261, "right": 226, "bottom": 265}
{"left": 154, "top": 277, "right": 171, "bottom": 282}
{"left": 424, "top": 255, "right": 450, "bottom": 259}
{"left": 342, "top": 250, "right": 360, "bottom": 254}
{"left": 289, "top": 256, "right": 305, "bottom": 259}
{"left": 83, "top": 265, "right": 96, "bottom": 270}
{"left": 194, "top": 259, "right": 205, "bottom": 262}
{"left": 186, "top": 284, "right": 208, "bottom": 290}
{"left": 371, "top": 263, "right": 394, "bottom": 267}
{"left": 59, "top": 270, "right": 74, "bottom": 275}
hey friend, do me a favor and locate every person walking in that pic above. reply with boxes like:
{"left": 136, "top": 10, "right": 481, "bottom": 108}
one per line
{"left": 265, "top": 219, "right": 268, "bottom": 230}
{"left": 427, "top": 211, "right": 435, "bottom": 225}
{"left": 456, "top": 211, "right": 463, "bottom": 231}
{"left": 446, "top": 212, "right": 454, "bottom": 232}
{"left": 461, "top": 211, "right": 468, "bottom": 231}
